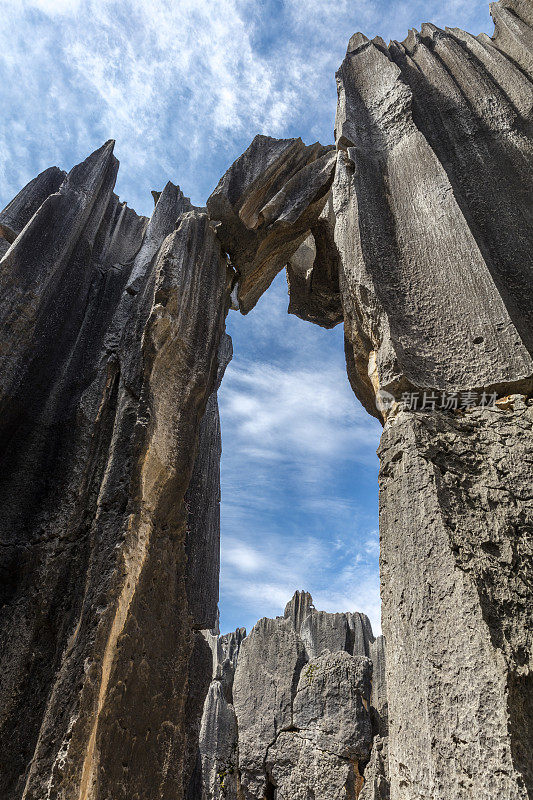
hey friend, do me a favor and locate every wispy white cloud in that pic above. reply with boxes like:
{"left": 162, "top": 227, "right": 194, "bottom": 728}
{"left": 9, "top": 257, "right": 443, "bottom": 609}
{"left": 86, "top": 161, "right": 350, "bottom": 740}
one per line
{"left": 221, "top": 360, "right": 376, "bottom": 464}
{"left": 220, "top": 527, "right": 382, "bottom": 635}
{"left": 219, "top": 273, "right": 381, "bottom": 634}
{"left": 0, "top": 0, "right": 492, "bottom": 216}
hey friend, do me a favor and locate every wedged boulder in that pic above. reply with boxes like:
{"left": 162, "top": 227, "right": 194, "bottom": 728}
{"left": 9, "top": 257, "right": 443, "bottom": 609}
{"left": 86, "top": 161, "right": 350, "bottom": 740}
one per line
{"left": 207, "top": 134, "right": 336, "bottom": 313}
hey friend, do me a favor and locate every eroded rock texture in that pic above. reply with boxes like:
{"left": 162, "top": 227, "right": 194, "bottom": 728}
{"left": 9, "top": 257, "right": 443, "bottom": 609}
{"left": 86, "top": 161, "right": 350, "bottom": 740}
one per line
{"left": 200, "top": 592, "right": 388, "bottom": 800}
{"left": 333, "top": 2, "right": 533, "bottom": 421}
{"left": 327, "top": 3, "right": 533, "bottom": 798}
{"left": 379, "top": 397, "right": 532, "bottom": 799}
{"left": 0, "top": 0, "right": 532, "bottom": 797}
{"left": 197, "top": 621, "right": 246, "bottom": 800}
{"left": 207, "top": 135, "right": 336, "bottom": 314}
{"left": 0, "top": 143, "right": 232, "bottom": 800}
{"left": 0, "top": 126, "right": 339, "bottom": 798}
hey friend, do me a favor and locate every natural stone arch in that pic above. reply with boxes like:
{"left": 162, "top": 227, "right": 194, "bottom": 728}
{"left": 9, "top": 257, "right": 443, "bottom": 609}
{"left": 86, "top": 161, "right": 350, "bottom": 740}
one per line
{"left": 0, "top": 1, "right": 531, "bottom": 798}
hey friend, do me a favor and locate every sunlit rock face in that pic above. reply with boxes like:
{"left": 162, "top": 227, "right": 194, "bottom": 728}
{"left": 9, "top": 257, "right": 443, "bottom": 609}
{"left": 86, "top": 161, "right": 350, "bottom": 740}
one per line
{"left": 199, "top": 592, "right": 388, "bottom": 800}
{"left": 329, "top": 3, "right": 533, "bottom": 797}
{"left": 0, "top": 1, "right": 531, "bottom": 798}
{"left": 333, "top": 8, "right": 533, "bottom": 421}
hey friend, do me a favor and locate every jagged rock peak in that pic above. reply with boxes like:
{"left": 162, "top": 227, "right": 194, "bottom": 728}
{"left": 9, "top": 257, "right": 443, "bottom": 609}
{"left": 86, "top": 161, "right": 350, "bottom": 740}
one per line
{"left": 200, "top": 594, "right": 388, "bottom": 799}
{"left": 284, "top": 589, "right": 314, "bottom": 632}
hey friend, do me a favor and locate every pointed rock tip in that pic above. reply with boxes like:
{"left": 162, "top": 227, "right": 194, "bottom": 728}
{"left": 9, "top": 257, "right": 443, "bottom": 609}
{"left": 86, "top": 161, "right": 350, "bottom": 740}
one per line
{"left": 420, "top": 22, "right": 443, "bottom": 37}
{"left": 346, "top": 32, "right": 369, "bottom": 53}
{"left": 401, "top": 28, "right": 420, "bottom": 51}
{"left": 284, "top": 590, "right": 314, "bottom": 617}
{"left": 372, "top": 35, "right": 388, "bottom": 48}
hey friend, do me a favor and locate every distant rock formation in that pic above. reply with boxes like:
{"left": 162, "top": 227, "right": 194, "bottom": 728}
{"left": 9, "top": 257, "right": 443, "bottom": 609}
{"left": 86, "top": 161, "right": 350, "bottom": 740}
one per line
{"left": 0, "top": 0, "right": 531, "bottom": 797}
{"left": 199, "top": 592, "right": 388, "bottom": 800}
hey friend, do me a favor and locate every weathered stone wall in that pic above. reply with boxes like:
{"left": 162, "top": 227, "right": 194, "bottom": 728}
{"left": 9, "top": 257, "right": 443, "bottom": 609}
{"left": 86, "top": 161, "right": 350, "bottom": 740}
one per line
{"left": 199, "top": 593, "right": 388, "bottom": 800}
{"left": 326, "top": 3, "right": 533, "bottom": 796}
{"left": 0, "top": 145, "right": 231, "bottom": 799}
{"left": 379, "top": 397, "right": 532, "bottom": 799}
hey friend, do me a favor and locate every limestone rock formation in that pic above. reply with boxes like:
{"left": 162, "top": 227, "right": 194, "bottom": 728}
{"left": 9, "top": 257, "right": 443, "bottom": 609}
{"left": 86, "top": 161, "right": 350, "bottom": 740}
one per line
{"left": 0, "top": 1, "right": 532, "bottom": 798}
{"left": 197, "top": 622, "right": 246, "bottom": 800}
{"left": 379, "top": 397, "right": 532, "bottom": 799}
{"left": 185, "top": 333, "right": 233, "bottom": 630}
{"left": 328, "top": 3, "right": 533, "bottom": 797}
{"left": 333, "top": 3, "right": 533, "bottom": 421}
{"left": 0, "top": 143, "right": 231, "bottom": 800}
{"left": 200, "top": 592, "right": 388, "bottom": 800}
{"left": 285, "top": 196, "right": 343, "bottom": 329}
{"left": 0, "top": 128, "right": 340, "bottom": 798}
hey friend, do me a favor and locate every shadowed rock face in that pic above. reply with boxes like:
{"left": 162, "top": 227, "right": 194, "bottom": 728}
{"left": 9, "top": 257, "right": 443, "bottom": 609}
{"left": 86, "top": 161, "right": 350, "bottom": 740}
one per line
{"left": 0, "top": 143, "right": 231, "bottom": 800}
{"left": 199, "top": 592, "right": 388, "bottom": 800}
{"left": 0, "top": 1, "right": 532, "bottom": 798}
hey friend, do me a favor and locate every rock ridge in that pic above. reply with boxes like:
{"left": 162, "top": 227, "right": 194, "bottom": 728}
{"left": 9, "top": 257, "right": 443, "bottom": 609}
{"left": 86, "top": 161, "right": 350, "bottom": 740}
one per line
{"left": 199, "top": 592, "right": 388, "bottom": 800}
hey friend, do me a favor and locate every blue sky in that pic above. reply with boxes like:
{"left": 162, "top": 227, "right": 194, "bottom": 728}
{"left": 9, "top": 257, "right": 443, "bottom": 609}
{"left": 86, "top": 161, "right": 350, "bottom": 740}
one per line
{"left": 1, "top": 0, "right": 493, "bottom": 634}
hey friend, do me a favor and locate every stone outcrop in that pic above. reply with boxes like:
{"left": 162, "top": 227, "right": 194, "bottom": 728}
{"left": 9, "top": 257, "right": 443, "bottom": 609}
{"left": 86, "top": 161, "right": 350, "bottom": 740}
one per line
{"left": 197, "top": 622, "right": 246, "bottom": 800}
{"left": 0, "top": 1, "right": 531, "bottom": 798}
{"left": 200, "top": 592, "right": 388, "bottom": 800}
{"left": 333, "top": 13, "right": 533, "bottom": 419}
{"left": 379, "top": 397, "right": 532, "bottom": 799}
{"left": 327, "top": 4, "right": 533, "bottom": 797}
{"left": 0, "top": 143, "right": 231, "bottom": 800}
{"left": 0, "top": 132, "right": 339, "bottom": 798}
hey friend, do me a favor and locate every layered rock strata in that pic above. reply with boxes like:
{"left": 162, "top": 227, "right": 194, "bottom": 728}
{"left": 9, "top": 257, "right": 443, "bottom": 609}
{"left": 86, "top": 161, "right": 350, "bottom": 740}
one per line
{"left": 199, "top": 592, "right": 388, "bottom": 800}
